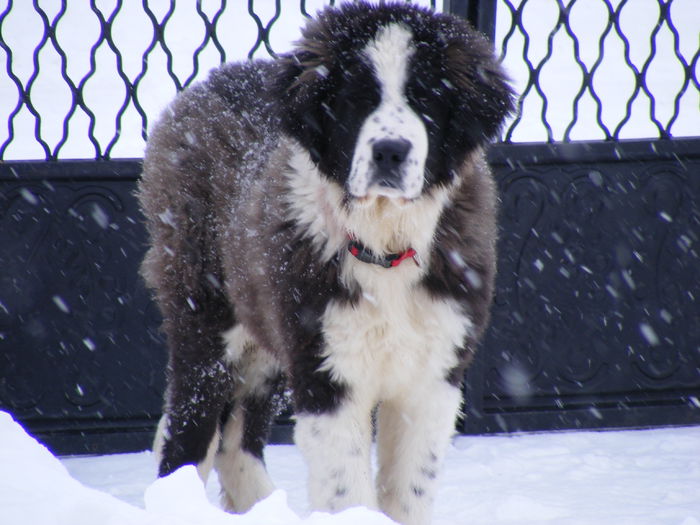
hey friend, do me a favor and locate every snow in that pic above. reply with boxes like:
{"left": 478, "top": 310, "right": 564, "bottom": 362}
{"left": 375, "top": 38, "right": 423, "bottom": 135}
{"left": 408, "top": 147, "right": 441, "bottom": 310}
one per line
{"left": 0, "top": 411, "right": 395, "bottom": 525}
{"left": 2, "top": 410, "right": 699, "bottom": 524}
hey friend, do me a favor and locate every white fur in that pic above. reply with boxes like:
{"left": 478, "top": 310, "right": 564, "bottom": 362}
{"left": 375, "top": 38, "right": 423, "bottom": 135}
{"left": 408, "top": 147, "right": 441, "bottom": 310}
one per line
{"left": 321, "top": 286, "right": 472, "bottom": 409}
{"left": 216, "top": 405, "right": 275, "bottom": 513}
{"left": 197, "top": 426, "right": 221, "bottom": 482}
{"left": 284, "top": 139, "right": 451, "bottom": 263}
{"left": 348, "top": 24, "right": 429, "bottom": 200}
{"left": 295, "top": 403, "right": 378, "bottom": 513}
{"left": 207, "top": 325, "right": 282, "bottom": 510}
{"left": 222, "top": 324, "right": 255, "bottom": 364}
{"left": 376, "top": 383, "right": 462, "bottom": 525}
{"left": 343, "top": 187, "right": 450, "bottom": 260}
{"left": 293, "top": 282, "right": 472, "bottom": 522}
{"left": 222, "top": 325, "right": 283, "bottom": 392}
{"left": 152, "top": 414, "right": 168, "bottom": 472}
{"left": 283, "top": 141, "right": 349, "bottom": 262}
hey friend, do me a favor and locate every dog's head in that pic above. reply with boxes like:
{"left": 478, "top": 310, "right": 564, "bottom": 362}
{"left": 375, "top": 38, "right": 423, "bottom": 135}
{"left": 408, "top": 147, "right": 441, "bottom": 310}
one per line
{"left": 275, "top": 1, "right": 514, "bottom": 203}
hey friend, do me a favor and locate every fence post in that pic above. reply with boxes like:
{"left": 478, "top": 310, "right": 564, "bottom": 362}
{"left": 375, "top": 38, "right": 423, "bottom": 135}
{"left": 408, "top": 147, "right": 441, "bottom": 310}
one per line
{"left": 443, "top": 0, "right": 497, "bottom": 41}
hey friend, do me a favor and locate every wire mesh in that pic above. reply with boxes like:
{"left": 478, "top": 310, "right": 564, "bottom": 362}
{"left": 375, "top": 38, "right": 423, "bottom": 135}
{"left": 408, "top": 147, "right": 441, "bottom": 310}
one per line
{"left": 496, "top": 0, "right": 699, "bottom": 142}
{"left": 0, "top": 0, "right": 696, "bottom": 160}
{"left": 0, "top": 1, "right": 439, "bottom": 161}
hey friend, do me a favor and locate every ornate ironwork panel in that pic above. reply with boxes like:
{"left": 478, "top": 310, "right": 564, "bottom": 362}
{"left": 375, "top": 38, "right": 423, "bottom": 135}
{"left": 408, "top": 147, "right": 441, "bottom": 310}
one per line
{"left": 0, "top": 161, "right": 166, "bottom": 453}
{"left": 463, "top": 138, "right": 700, "bottom": 433}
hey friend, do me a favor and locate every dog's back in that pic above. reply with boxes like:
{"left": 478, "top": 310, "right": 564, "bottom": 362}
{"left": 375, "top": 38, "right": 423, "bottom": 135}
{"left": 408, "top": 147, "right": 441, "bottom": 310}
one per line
{"left": 138, "top": 59, "right": 284, "bottom": 484}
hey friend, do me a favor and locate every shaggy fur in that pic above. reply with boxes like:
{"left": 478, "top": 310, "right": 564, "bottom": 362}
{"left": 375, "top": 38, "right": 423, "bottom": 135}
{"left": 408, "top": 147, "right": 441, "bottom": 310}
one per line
{"left": 138, "top": 3, "right": 513, "bottom": 524}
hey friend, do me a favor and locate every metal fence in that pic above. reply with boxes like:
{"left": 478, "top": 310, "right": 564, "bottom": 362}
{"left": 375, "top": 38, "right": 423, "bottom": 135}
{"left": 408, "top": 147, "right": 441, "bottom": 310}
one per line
{"left": 0, "top": 1, "right": 438, "bottom": 161}
{"left": 1, "top": 0, "right": 697, "bottom": 161}
{"left": 1, "top": 0, "right": 699, "bottom": 454}
{"left": 495, "top": 0, "right": 699, "bottom": 142}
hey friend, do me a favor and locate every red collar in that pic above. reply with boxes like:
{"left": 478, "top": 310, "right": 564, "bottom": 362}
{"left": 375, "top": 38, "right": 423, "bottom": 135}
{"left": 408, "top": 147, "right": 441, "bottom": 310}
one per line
{"left": 347, "top": 235, "right": 419, "bottom": 268}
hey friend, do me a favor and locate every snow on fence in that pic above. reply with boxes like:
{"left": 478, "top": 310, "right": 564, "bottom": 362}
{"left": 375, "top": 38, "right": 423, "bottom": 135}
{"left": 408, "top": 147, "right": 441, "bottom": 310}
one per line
{"left": 0, "top": 0, "right": 697, "bottom": 161}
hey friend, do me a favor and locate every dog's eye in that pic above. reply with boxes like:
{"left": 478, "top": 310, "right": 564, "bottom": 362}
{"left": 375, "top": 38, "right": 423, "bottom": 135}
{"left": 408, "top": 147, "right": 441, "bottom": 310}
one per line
{"left": 337, "top": 62, "right": 380, "bottom": 105}
{"left": 405, "top": 85, "right": 449, "bottom": 132}
{"left": 406, "top": 83, "right": 426, "bottom": 104}
{"left": 339, "top": 86, "right": 380, "bottom": 108}
{"left": 407, "top": 82, "right": 446, "bottom": 108}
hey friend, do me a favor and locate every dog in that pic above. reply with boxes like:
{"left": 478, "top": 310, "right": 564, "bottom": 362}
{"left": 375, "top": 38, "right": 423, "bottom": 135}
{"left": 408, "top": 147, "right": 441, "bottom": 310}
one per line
{"left": 138, "top": 2, "right": 513, "bottom": 524}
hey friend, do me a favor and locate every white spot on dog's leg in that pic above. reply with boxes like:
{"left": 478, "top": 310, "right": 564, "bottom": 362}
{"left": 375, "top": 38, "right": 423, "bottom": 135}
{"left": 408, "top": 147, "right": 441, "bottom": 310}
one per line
{"left": 216, "top": 324, "right": 282, "bottom": 512}
{"left": 152, "top": 414, "right": 169, "bottom": 469}
{"left": 295, "top": 402, "right": 377, "bottom": 512}
{"left": 216, "top": 406, "right": 275, "bottom": 513}
{"left": 376, "top": 381, "right": 462, "bottom": 525}
{"left": 222, "top": 324, "right": 255, "bottom": 365}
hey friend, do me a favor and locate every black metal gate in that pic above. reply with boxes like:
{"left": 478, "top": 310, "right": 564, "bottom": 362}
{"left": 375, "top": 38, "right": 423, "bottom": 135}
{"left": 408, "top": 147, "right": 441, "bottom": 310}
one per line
{"left": 464, "top": 138, "right": 700, "bottom": 434}
{"left": 1, "top": 0, "right": 698, "bottom": 455}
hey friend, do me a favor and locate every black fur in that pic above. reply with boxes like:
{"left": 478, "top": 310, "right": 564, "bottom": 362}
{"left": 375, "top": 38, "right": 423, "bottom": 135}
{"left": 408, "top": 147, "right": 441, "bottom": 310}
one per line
{"left": 240, "top": 373, "right": 285, "bottom": 459}
{"left": 276, "top": 2, "right": 512, "bottom": 188}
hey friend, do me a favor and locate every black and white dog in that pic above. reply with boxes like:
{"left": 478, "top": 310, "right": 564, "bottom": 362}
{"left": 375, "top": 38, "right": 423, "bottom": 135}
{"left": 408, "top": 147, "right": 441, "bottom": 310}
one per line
{"left": 138, "top": 2, "right": 513, "bottom": 524}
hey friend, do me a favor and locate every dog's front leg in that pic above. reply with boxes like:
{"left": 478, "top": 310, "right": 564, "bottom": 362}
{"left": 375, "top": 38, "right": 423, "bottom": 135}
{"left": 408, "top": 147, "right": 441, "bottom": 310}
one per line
{"left": 376, "top": 380, "right": 462, "bottom": 525}
{"left": 294, "top": 398, "right": 377, "bottom": 513}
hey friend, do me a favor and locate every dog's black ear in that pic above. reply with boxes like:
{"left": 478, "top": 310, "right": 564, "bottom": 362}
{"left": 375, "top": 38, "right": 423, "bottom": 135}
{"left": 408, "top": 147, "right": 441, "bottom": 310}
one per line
{"left": 441, "top": 30, "right": 515, "bottom": 166}
{"left": 273, "top": 33, "right": 334, "bottom": 163}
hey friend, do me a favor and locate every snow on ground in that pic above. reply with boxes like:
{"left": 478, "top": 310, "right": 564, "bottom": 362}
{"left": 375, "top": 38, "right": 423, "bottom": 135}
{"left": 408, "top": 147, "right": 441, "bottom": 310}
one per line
{"left": 0, "top": 411, "right": 393, "bottom": 525}
{"left": 1, "top": 410, "right": 699, "bottom": 525}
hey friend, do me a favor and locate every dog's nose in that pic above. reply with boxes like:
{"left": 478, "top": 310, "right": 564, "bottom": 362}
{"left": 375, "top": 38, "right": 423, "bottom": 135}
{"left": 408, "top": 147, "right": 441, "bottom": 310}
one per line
{"left": 372, "top": 139, "right": 411, "bottom": 171}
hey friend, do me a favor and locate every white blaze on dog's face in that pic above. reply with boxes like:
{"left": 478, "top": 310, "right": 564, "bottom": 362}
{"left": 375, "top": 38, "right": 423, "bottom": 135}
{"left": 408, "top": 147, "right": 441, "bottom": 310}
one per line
{"left": 347, "top": 24, "right": 429, "bottom": 201}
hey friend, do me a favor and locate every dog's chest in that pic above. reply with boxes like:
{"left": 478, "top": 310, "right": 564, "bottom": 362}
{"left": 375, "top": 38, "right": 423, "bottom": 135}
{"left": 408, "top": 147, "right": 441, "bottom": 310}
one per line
{"left": 321, "top": 267, "right": 471, "bottom": 400}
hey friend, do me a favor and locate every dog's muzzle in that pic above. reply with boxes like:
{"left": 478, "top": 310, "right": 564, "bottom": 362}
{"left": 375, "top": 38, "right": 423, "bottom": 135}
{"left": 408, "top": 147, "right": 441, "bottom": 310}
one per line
{"left": 370, "top": 138, "right": 411, "bottom": 191}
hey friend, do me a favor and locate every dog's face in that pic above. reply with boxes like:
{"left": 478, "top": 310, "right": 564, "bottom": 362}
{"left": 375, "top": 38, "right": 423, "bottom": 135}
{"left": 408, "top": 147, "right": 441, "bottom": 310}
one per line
{"left": 346, "top": 23, "right": 429, "bottom": 201}
{"left": 276, "top": 2, "right": 514, "bottom": 204}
